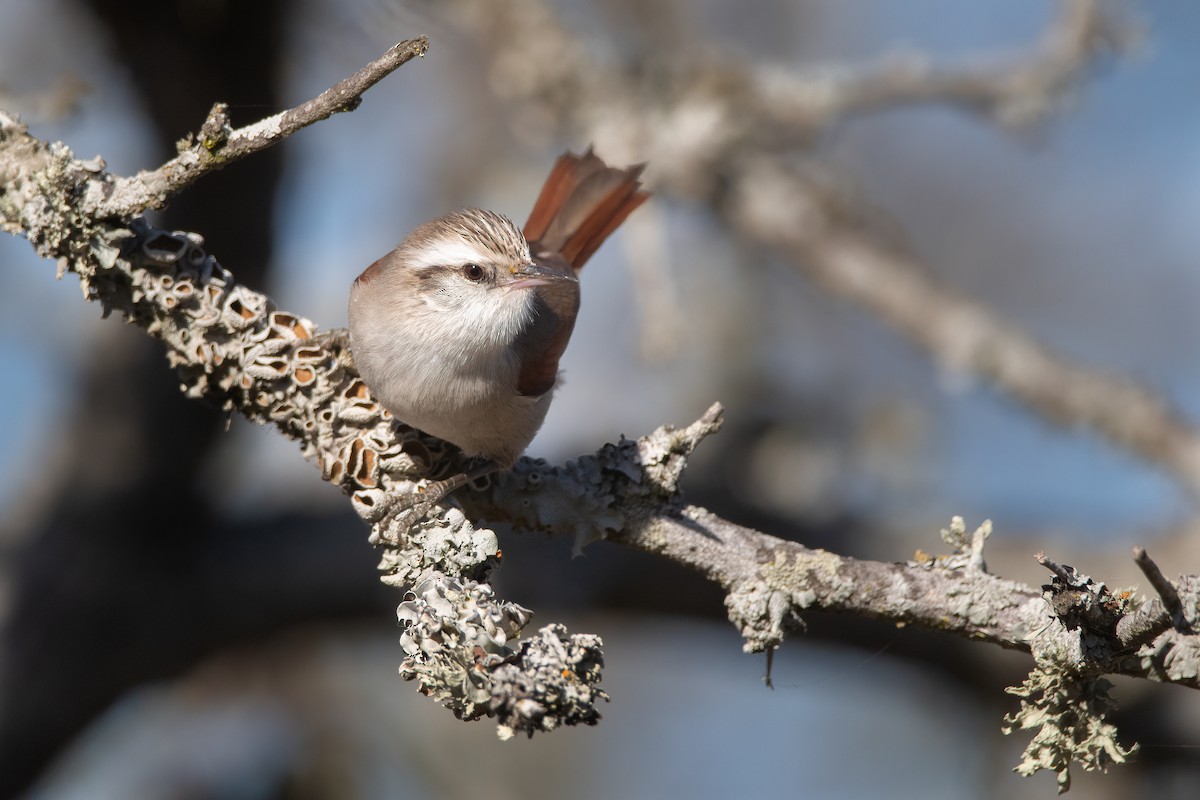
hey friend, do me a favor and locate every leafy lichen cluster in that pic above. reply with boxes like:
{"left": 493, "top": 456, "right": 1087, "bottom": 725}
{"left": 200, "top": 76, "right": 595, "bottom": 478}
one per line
{"left": 1004, "top": 668, "right": 1136, "bottom": 793}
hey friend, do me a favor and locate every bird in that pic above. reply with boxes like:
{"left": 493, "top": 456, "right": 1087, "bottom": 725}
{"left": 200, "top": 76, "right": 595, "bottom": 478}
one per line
{"left": 348, "top": 148, "right": 648, "bottom": 507}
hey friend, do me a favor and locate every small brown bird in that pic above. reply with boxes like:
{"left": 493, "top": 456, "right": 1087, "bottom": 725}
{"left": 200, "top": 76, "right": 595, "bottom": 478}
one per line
{"left": 348, "top": 148, "right": 648, "bottom": 503}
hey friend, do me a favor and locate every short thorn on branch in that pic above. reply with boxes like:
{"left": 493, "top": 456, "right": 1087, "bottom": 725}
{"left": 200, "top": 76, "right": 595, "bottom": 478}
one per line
{"left": 1035, "top": 550, "right": 1078, "bottom": 585}
{"left": 1133, "top": 546, "right": 1194, "bottom": 634}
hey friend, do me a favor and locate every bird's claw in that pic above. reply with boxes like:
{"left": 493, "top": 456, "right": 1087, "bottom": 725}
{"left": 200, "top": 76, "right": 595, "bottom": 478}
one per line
{"left": 392, "top": 486, "right": 440, "bottom": 528}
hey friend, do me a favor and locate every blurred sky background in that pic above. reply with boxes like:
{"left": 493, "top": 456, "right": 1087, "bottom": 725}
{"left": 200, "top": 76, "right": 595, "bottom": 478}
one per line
{"left": 3, "top": 0, "right": 1200, "bottom": 798}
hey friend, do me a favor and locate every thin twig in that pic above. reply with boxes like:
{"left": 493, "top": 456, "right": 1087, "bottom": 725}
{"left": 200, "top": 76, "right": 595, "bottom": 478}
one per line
{"left": 89, "top": 37, "right": 429, "bottom": 219}
{"left": 1035, "top": 550, "right": 1078, "bottom": 584}
{"left": 1133, "top": 546, "right": 1194, "bottom": 634}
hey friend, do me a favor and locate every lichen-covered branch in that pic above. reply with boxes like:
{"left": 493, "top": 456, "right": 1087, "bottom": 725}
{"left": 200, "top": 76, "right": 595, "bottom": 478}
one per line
{"left": 1, "top": 53, "right": 603, "bottom": 737}
{"left": 470, "top": 440, "right": 1200, "bottom": 687}
{"left": 482, "top": 442, "right": 1198, "bottom": 788}
{"left": 4, "top": 23, "right": 1199, "bottom": 786}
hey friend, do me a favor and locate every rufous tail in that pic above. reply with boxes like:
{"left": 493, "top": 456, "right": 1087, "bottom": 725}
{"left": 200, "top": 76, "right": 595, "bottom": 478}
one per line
{"left": 523, "top": 147, "right": 649, "bottom": 271}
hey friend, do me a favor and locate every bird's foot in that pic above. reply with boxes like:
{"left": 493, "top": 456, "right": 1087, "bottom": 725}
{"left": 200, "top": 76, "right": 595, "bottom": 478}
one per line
{"left": 391, "top": 461, "right": 501, "bottom": 527}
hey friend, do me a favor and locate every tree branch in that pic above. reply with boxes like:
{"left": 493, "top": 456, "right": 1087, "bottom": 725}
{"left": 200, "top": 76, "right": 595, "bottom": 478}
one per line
{"left": 723, "top": 176, "right": 1200, "bottom": 495}
{"left": 85, "top": 36, "right": 429, "bottom": 220}
{"left": 1133, "top": 546, "right": 1194, "bottom": 635}
{"left": 1, "top": 58, "right": 607, "bottom": 736}
{"left": 752, "top": 0, "right": 1132, "bottom": 135}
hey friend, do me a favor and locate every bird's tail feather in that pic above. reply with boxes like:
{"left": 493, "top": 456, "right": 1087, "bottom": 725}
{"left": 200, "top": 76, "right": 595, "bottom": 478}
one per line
{"left": 523, "top": 147, "right": 649, "bottom": 271}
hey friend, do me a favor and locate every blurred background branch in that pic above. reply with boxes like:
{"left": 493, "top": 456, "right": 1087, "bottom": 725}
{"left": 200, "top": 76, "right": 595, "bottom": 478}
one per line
{"left": 431, "top": 0, "right": 1200, "bottom": 501}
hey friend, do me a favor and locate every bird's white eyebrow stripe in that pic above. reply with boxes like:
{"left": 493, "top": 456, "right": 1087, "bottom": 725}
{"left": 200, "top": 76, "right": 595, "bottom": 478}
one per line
{"left": 415, "top": 237, "right": 494, "bottom": 269}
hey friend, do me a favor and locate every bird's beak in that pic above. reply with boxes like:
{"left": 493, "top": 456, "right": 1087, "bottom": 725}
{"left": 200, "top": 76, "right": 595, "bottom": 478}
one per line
{"left": 506, "top": 262, "right": 577, "bottom": 291}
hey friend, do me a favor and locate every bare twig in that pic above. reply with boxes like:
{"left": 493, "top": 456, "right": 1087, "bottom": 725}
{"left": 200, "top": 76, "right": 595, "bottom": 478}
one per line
{"left": 1036, "top": 550, "right": 1083, "bottom": 585}
{"left": 1133, "top": 546, "right": 1194, "bottom": 634}
{"left": 88, "top": 37, "right": 429, "bottom": 219}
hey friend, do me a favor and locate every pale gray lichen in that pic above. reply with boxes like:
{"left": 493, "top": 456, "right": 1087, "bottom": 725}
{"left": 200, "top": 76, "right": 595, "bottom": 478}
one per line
{"left": 939, "top": 515, "right": 991, "bottom": 572}
{"left": 476, "top": 404, "right": 724, "bottom": 554}
{"left": 1143, "top": 632, "right": 1200, "bottom": 683}
{"left": 725, "top": 545, "right": 847, "bottom": 653}
{"left": 724, "top": 545, "right": 841, "bottom": 654}
{"left": 1001, "top": 558, "right": 1143, "bottom": 792}
{"left": 1131, "top": 574, "right": 1200, "bottom": 684}
{"left": 488, "top": 453, "right": 625, "bottom": 554}
{"left": 1038, "top": 560, "right": 1134, "bottom": 666}
{"left": 724, "top": 579, "right": 798, "bottom": 654}
{"left": 396, "top": 573, "right": 607, "bottom": 737}
{"left": 397, "top": 572, "right": 533, "bottom": 718}
{"left": 941, "top": 577, "right": 1005, "bottom": 629}
{"left": 375, "top": 505, "right": 500, "bottom": 587}
{"left": 911, "top": 516, "right": 993, "bottom": 574}
{"left": 1003, "top": 667, "right": 1136, "bottom": 794}
{"left": 1170, "top": 574, "right": 1200, "bottom": 634}
{"left": 489, "top": 623, "right": 607, "bottom": 740}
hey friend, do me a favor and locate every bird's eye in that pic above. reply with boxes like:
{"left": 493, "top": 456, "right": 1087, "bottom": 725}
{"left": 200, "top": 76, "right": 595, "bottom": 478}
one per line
{"left": 462, "top": 263, "right": 485, "bottom": 282}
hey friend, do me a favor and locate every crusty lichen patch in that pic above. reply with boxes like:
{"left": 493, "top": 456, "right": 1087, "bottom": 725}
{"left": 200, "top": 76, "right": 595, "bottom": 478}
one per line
{"left": 397, "top": 573, "right": 607, "bottom": 738}
{"left": 725, "top": 546, "right": 849, "bottom": 653}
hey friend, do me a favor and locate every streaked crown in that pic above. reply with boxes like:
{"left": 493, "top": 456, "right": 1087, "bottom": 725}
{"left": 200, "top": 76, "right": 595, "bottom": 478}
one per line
{"left": 400, "top": 208, "right": 530, "bottom": 272}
